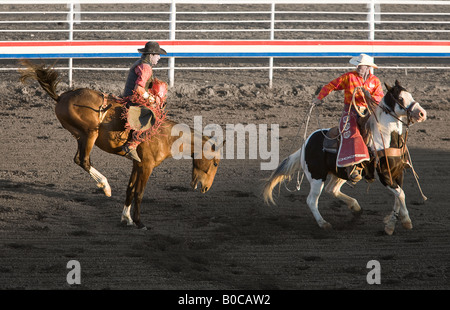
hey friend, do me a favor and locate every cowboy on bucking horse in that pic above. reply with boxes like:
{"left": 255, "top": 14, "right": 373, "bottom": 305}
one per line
{"left": 122, "top": 41, "right": 168, "bottom": 162}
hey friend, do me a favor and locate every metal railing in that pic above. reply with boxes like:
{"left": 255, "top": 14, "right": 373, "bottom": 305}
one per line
{"left": 1, "top": 0, "right": 449, "bottom": 86}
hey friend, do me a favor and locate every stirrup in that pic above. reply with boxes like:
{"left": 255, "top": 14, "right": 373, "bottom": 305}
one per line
{"left": 122, "top": 145, "right": 141, "bottom": 162}
{"left": 347, "top": 165, "right": 363, "bottom": 184}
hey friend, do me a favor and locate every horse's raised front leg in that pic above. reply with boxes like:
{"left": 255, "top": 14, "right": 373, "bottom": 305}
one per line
{"left": 89, "top": 167, "right": 111, "bottom": 197}
{"left": 384, "top": 186, "right": 412, "bottom": 235}
{"left": 324, "top": 174, "right": 361, "bottom": 213}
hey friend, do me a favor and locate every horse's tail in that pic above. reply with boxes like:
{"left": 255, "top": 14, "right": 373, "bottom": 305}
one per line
{"left": 18, "top": 59, "right": 60, "bottom": 101}
{"left": 263, "top": 147, "right": 302, "bottom": 206}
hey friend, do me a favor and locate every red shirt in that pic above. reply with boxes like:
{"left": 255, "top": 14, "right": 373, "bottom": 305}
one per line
{"left": 124, "top": 59, "right": 154, "bottom": 97}
{"left": 134, "top": 62, "right": 153, "bottom": 95}
{"left": 317, "top": 71, "right": 384, "bottom": 107}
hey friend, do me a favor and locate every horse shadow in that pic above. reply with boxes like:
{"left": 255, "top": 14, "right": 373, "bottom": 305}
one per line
{"left": 0, "top": 179, "right": 109, "bottom": 203}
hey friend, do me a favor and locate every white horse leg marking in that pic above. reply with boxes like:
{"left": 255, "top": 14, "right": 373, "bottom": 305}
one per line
{"left": 397, "top": 188, "right": 412, "bottom": 229}
{"left": 89, "top": 167, "right": 111, "bottom": 197}
{"left": 121, "top": 205, "right": 134, "bottom": 226}
{"left": 384, "top": 186, "right": 411, "bottom": 235}
{"left": 383, "top": 201, "right": 399, "bottom": 235}
{"left": 306, "top": 178, "right": 331, "bottom": 229}
{"left": 388, "top": 186, "right": 412, "bottom": 230}
{"left": 324, "top": 174, "right": 361, "bottom": 213}
{"left": 301, "top": 142, "right": 330, "bottom": 229}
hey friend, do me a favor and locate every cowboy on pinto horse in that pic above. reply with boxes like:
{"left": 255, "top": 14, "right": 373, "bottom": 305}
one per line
{"left": 313, "top": 54, "right": 384, "bottom": 183}
{"left": 122, "top": 41, "right": 168, "bottom": 162}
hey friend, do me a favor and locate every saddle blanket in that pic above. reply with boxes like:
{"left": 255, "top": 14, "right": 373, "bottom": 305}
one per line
{"left": 336, "top": 109, "right": 370, "bottom": 167}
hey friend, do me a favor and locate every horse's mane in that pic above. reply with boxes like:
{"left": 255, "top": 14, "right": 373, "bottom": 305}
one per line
{"left": 367, "top": 95, "right": 391, "bottom": 131}
{"left": 366, "top": 85, "right": 406, "bottom": 150}
{"left": 370, "top": 81, "right": 408, "bottom": 122}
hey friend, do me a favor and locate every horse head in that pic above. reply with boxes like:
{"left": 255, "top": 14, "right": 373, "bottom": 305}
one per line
{"left": 384, "top": 80, "right": 427, "bottom": 124}
{"left": 191, "top": 139, "right": 224, "bottom": 193}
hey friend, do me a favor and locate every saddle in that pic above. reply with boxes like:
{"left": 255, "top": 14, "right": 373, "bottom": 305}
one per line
{"left": 323, "top": 113, "right": 371, "bottom": 154}
{"left": 323, "top": 118, "right": 375, "bottom": 183}
{"left": 323, "top": 127, "right": 411, "bottom": 186}
{"left": 323, "top": 126, "right": 340, "bottom": 154}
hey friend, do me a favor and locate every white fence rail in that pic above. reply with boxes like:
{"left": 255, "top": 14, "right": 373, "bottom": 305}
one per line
{"left": 1, "top": 0, "right": 449, "bottom": 86}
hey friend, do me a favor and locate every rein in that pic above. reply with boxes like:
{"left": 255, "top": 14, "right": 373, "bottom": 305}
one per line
{"left": 357, "top": 88, "right": 396, "bottom": 186}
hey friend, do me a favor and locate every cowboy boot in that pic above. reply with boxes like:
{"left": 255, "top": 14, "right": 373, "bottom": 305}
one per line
{"left": 122, "top": 143, "right": 141, "bottom": 162}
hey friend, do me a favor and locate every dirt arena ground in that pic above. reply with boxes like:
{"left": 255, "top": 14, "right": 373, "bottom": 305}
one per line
{"left": 1, "top": 3, "right": 449, "bottom": 292}
{"left": 1, "top": 63, "right": 450, "bottom": 291}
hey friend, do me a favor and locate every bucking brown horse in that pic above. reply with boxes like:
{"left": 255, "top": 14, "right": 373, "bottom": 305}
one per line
{"left": 19, "top": 60, "right": 222, "bottom": 229}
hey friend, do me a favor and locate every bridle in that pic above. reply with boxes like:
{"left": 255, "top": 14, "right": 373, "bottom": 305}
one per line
{"left": 381, "top": 91, "right": 419, "bottom": 127}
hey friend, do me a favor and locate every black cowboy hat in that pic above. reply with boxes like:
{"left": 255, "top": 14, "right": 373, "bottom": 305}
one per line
{"left": 138, "top": 41, "right": 167, "bottom": 55}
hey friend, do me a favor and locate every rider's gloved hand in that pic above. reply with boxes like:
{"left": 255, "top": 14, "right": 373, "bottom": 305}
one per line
{"left": 362, "top": 88, "right": 372, "bottom": 100}
{"left": 313, "top": 98, "right": 323, "bottom": 106}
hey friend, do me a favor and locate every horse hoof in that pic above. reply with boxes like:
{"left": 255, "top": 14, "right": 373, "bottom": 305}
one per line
{"left": 103, "top": 187, "right": 112, "bottom": 197}
{"left": 351, "top": 207, "right": 363, "bottom": 216}
{"left": 349, "top": 203, "right": 361, "bottom": 213}
{"left": 384, "top": 228, "right": 394, "bottom": 235}
{"left": 120, "top": 215, "right": 133, "bottom": 225}
{"left": 384, "top": 225, "right": 395, "bottom": 235}
{"left": 135, "top": 222, "right": 148, "bottom": 230}
{"left": 120, "top": 220, "right": 134, "bottom": 228}
{"left": 97, "top": 182, "right": 112, "bottom": 197}
{"left": 402, "top": 221, "right": 413, "bottom": 230}
{"left": 321, "top": 222, "right": 333, "bottom": 230}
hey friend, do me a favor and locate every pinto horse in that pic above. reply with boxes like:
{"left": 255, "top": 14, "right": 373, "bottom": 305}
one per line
{"left": 264, "top": 81, "right": 427, "bottom": 235}
{"left": 19, "top": 60, "right": 222, "bottom": 229}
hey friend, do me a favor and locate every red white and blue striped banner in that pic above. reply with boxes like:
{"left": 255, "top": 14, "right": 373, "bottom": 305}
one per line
{"left": 1, "top": 40, "right": 449, "bottom": 58}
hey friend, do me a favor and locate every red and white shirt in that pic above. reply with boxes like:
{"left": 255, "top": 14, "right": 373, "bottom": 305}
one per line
{"left": 317, "top": 71, "right": 384, "bottom": 107}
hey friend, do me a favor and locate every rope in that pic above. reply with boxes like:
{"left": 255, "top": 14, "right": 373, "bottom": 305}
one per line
{"left": 282, "top": 100, "right": 316, "bottom": 192}
{"left": 405, "top": 146, "right": 428, "bottom": 202}
{"left": 318, "top": 86, "right": 368, "bottom": 142}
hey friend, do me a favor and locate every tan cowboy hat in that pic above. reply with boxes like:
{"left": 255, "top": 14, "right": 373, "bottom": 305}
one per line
{"left": 349, "top": 54, "right": 378, "bottom": 68}
{"left": 138, "top": 41, "right": 167, "bottom": 55}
